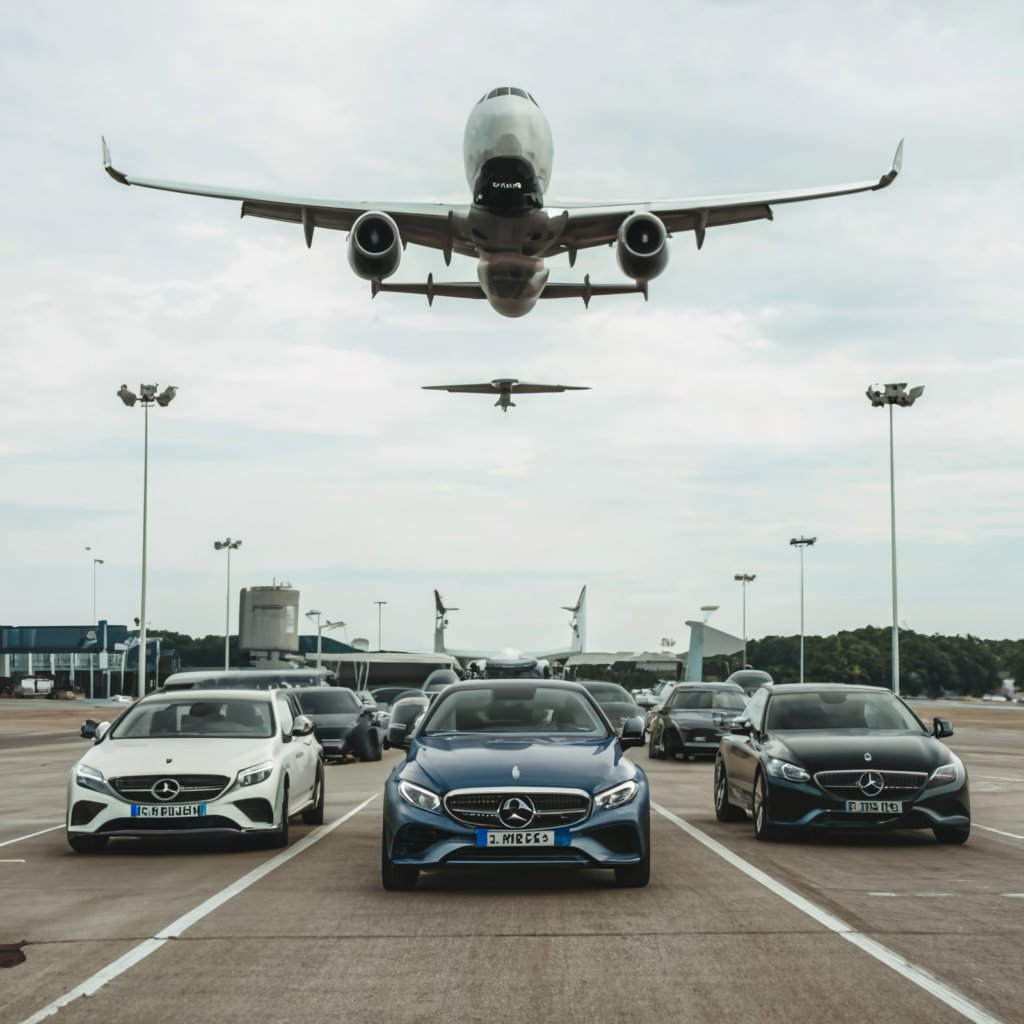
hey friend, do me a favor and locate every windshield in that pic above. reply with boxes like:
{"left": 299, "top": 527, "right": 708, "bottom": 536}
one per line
{"left": 422, "top": 686, "right": 609, "bottom": 738}
{"left": 111, "top": 698, "right": 275, "bottom": 739}
{"left": 766, "top": 690, "right": 926, "bottom": 732}
{"left": 295, "top": 689, "right": 362, "bottom": 715}
{"left": 580, "top": 682, "right": 633, "bottom": 705}
{"left": 667, "top": 689, "right": 746, "bottom": 711}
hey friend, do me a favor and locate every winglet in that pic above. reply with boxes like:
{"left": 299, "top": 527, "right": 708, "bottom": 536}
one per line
{"left": 875, "top": 139, "right": 904, "bottom": 190}
{"left": 101, "top": 137, "right": 129, "bottom": 185}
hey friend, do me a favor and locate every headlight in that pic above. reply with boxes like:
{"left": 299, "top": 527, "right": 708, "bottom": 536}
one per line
{"left": 398, "top": 780, "right": 441, "bottom": 813}
{"left": 75, "top": 764, "right": 106, "bottom": 794}
{"left": 928, "top": 755, "right": 964, "bottom": 787}
{"left": 594, "top": 780, "right": 639, "bottom": 810}
{"left": 765, "top": 758, "right": 810, "bottom": 783}
{"left": 237, "top": 761, "right": 275, "bottom": 788}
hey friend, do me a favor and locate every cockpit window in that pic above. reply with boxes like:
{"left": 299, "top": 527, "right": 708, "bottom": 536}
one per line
{"left": 510, "top": 87, "right": 527, "bottom": 99}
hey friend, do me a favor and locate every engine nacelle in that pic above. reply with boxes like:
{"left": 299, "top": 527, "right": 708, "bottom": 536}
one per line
{"left": 616, "top": 212, "right": 669, "bottom": 282}
{"left": 347, "top": 211, "right": 402, "bottom": 281}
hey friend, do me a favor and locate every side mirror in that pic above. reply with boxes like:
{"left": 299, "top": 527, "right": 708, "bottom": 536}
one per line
{"left": 730, "top": 719, "right": 752, "bottom": 736}
{"left": 619, "top": 715, "right": 646, "bottom": 749}
{"left": 933, "top": 717, "right": 954, "bottom": 739}
{"left": 93, "top": 721, "right": 111, "bottom": 743}
{"left": 292, "top": 714, "right": 316, "bottom": 738}
{"left": 385, "top": 722, "right": 411, "bottom": 750}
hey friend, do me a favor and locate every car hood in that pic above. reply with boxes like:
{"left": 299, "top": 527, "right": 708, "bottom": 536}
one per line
{"left": 404, "top": 734, "right": 636, "bottom": 794}
{"left": 81, "top": 737, "right": 274, "bottom": 778}
{"left": 767, "top": 731, "right": 950, "bottom": 773}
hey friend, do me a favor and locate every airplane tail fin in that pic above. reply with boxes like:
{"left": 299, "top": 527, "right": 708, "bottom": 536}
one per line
{"left": 434, "top": 589, "right": 458, "bottom": 653}
{"left": 562, "top": 586, "right": 587, "bottom": 653}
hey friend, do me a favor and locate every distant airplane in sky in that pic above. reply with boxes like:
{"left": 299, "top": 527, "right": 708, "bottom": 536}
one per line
{"left": 433, "top": 587, "right": 586, "bottom": 677}
{"left": 422, "top": 377, "right": 589, "bottom": 412}
{"left": 102, "top": 87, "right": 902, "bottom": 318}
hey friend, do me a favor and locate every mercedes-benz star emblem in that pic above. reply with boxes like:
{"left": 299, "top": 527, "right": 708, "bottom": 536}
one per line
{"left": 858, "top": 771, "right": 885, "bottom": 797}
{"left": 152, "top": 778, "right": 181, "bottom": 802}
{"left": 863, "top": 752, "right": 873, "bottom": 762}
{"left": 497, "top": 796, "right": 535, "bottom": 829}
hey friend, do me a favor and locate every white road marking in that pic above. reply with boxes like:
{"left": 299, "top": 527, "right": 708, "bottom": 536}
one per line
{"left": 1002, "top": 894, "right": 1024, "bottom": 898}
{"left": 1, "top": 859, "right": 27, "bottom": 863}
{"left": 654, "top": 802, "right": 1005, "bottom": 1024}
{"left": 974, "top": 823, "right": 1024, "bottom": 841}
{"left": 17, "top": 794, "right": 378, "bottom": 1024}
{"left": 972, "top": 775, "right": 1024, "bottom": 783}
{"left": 0, "top": 825, "right": 64, "bottom": 849}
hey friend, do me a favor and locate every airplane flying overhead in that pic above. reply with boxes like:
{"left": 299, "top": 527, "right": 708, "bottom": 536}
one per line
{"left": 102, "top": 87, "right": 903, "bottom": 318}
{"left": 422, "top": 377, "right": 590, "bottom": 412}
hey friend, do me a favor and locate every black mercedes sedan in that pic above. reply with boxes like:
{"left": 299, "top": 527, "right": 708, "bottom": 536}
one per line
{"left": 714, "top": 683, "right": 970, "bottom": 844}
{"left": 647, "top": 682, "right": 747, "bottom": 761}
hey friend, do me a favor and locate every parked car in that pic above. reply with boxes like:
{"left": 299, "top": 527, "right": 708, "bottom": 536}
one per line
{"left": 422, "top": 668, "right": 463, "bottom": 694}
{"left": 292, "top": 686, "right": 384, "bottom": 762}
{"left": 724, "top": 669, "right": 774, "bottom": 697}
{"left": 17, "top": 676, "right": 55, "bottom": 698}
{"left": 381, "top": 693, "right": 432, "bottom": 750}
{"left": 161, "top": 668, "right": 334, "bottom": 691}
{"left": 573, "top": 680, "right": 647, "bottom": 735}
{"left": 647, "top": 682, "right": 747, "bottom": 761}
{"left": 714, "top": 683, "right": 970, "bottom": 844}
{"left": 381, "top": 680, "right": 650, "bottom": 890}
{"left": 66, "top": 689, "right": 324, "bottom": 853}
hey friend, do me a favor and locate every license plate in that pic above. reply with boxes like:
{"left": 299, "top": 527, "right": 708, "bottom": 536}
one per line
{"left": 131, "top": 804, "right": 206, "bottom": 818}
{"left": 844, "top": 800, "right": 902, "bottom": 814}
{"left": 475, "top": 828, "right": 570, "bottom": 848}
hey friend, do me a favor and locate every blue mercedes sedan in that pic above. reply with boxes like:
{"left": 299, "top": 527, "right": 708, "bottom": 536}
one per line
{"left": 381, "top": 681, "right": 650, "bottom": 890}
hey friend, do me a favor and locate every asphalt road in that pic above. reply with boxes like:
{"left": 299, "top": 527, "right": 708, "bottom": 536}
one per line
{"left": 1, "top": 699, "right": 1021, "bottom": 1024}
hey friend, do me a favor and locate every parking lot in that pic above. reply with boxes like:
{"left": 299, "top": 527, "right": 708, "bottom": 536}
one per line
{"left": 1, "top": 700, "right": 1021, "bottom": 1024}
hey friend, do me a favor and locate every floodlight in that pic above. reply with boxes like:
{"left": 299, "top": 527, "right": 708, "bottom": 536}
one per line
{"left": 117, "top": 385, "right": 137, "bottom": 407}
{"left": 155, "top": 385, "right": 178, "bottom": 407}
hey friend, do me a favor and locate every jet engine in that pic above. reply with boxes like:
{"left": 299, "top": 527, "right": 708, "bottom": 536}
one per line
{"left": 347, "top": 211, "right": 402, "bottom": 280}
{"left": 615, "top": 212, "right": 669, "bottom": 282}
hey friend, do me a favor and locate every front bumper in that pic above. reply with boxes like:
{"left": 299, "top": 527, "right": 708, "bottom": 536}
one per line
{"left": 66, "top": 773, "right": 281, "bottom": 840}
{"left": 384, "top": 780, "right": 650, "bottom": 870}
{"left": 764, "top": 775, "right": 971, "bottom": 833}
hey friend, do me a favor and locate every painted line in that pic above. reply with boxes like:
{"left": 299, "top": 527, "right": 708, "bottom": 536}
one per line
{"left": 974, "top": 823, "right": 1024, "bottom": 841}
{"left": 1, "top": 859, "right": 27, "bottom": 864}
{"left": 653, "top": 802, "right": 1005, "bottom": 1024}
{"left": 18, "top": 794, "right": 378, "bottom": 1024}
{"left": 0, "top": 825, "right": 64, "bottom": 849}
{"left": 1003, "top": 894, "right": 1024, "bottom": 898}
{"left": 972, "top": 775, "right": 1024, "bottom": 783}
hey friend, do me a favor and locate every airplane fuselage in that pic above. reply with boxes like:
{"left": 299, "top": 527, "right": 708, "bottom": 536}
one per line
{"left": 462, "top": 88, "right": 556, "bottom": 317}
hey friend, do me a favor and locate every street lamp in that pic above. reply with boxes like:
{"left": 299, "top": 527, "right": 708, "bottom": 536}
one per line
{"left": 733, "top": 574, "right": 756, "bottom": 668}
{"left": 866, "top": 382, "right": 924, "bottom": 696}
{"left": 214, "top": 538, "right": 242, "bottom": 669}
{"left": 789, "top": 537, "right": 816, "bottom": 684}
{"left": 86, "top": 548, "right": 104, "bottom": 697}
{"left": 306, "top": 610, "right": 346, "bottom": 670}
{"left": 118, "top": 383, "right": 177, "bottom": 696}
{"left": 374, "top": 600, "right": 387, "bottom": 651}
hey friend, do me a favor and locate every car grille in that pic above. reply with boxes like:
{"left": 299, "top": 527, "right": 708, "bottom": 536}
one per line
{"left": 109, "top": 774, "right": 231, "bottom": 803}
{"left": 444, "top": 789, "right": 591, "bottom": 828}
{"left": 813, "top": 769, "right": 927, "bottom": 796}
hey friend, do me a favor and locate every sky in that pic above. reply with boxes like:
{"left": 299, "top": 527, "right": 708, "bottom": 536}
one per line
{"left": 1, "top": 1, "right": 1022, "bottom": 655}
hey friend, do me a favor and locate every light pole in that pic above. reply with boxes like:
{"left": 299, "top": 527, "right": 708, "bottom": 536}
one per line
{"left": 866, "top": 382, "right": 924, "bottom": 696}
{"left": 86, "top": 549, "right": 104, "bottom": 697}
{"left": 214, "top": 538, "right": 242, "bottom": 669}
{"left": 306, "top": 610, "right": 346, "bottom": 670}
{"left": 789, "top": 537, "right": 816, "bottom": 684}
{"left": 118, "top": 383, "right": 177, "bottom": 697}
{"left": 733, "top": 574, "right": 756, "bottom": 668}
{"left": 374, "top": 600, "right": 387, "bottom": 651}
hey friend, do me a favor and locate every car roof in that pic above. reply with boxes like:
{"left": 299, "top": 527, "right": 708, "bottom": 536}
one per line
{"left": 140, "top": 689, "right": 275, "bottom": 704}
{"left": 767, "top": 683, "right": 890, "bottom": 694}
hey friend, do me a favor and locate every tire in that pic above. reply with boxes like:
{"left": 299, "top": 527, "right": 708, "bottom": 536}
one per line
{"left": 933, "top": 825, "right": 970, "bottom": 844}
{"left": 614, "top": 849, "right": 651, "bottom": 888}
{"left": 364, "top": 730, "right": 383, "bottom": 762}
{"left": 714, "top": 760, "right": 746, "bottom": 822}
{"left": 648, "top": 730, "right": 664, "bottom": 760}
{"left": 381, "top": 833, "right": 419, "bottom": 891}
{"left": 753, "top": 772, "right": 780, "bottom": 841}
{"left": 270, "top": 786, "right": 290, "bottom": 848}
{"left": 68, "top": 834, "right": 108, "bottom": 854}
{"left": 302, "top": 764, "right": 325, "bottom": 825}
{"left": 662, "top": 730, "right": 678, "bottom": 761}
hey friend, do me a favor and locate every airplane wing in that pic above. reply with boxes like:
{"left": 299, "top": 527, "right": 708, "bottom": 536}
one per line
{"left": 509, "top": 383, "right": 589, "bottom": 394}
{"left": 102, "top": 138, "right": 471, "bottom": 254}
{"left": 422, "top": 383, "right": 505, "bottom": 395}
{"left": 422, "top": 382, "right": 589, "bottom": 394}
{"left": 553, "top": 140, "right": 903, "bottom": 252}
{"left": 375, "top": 273, "right": 646, "bottom": 306}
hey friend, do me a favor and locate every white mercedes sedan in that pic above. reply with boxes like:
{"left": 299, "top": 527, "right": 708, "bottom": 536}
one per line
{"left": 66, "top": 689, "right": 324, "bottom": 853}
